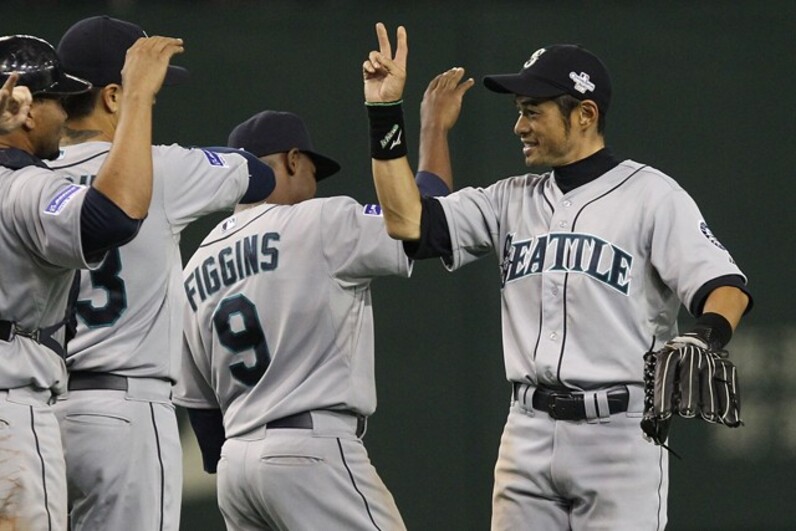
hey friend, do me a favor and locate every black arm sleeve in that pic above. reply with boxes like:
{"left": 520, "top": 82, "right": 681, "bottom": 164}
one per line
{"left": 402, "top": 196, "right": 453, "bottom": 261}
{"left": 186, "top": 408, "right": 226, "bottom": 474}
{"left": 80, "top": 187, "right": 142, "bottom": 261}
{"left": 203, "top": 146, "right": 275, "bottom": 204}
{"left": 690, "top": 274, "right": 754, "bottom": 316}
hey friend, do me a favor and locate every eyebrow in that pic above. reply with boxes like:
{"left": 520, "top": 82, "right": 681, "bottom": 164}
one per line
{"left": 515, "top": 96, "right": 547, "bottom": 108}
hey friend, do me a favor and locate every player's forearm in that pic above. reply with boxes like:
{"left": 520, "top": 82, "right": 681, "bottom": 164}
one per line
{"left": 92, "top": 92, "right": 153, "bottom": 219}
{"left": 372, "top": 157, "right": 422, "bottom": 240}
{"left": 419, "top": 124, "right": 453, "bottom": 192}
{"left": 701, "top": 286, "right": 750, "bottom": 331}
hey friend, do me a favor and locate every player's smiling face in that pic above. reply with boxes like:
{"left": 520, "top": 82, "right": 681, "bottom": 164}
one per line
{"left": 513, "top": 97, "right": 579, "bottom": 168}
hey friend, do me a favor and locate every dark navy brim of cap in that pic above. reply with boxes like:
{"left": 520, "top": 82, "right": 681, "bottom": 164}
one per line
{"left": 307, "top": 152, "right": 341, "bottom": 181}
{"left": 38, "top": 72, "right": 92, "bottom": 95}
{"left": 163, "top": 65, "right": 190, "bottom": 86}
{"left": 483, "top": 73, "right": 567, "bottom": 99}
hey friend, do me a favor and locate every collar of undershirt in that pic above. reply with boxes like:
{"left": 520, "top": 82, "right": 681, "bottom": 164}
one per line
{"left": 0, "top": 147, "right": 48, "bottom": 170}
{"left": 552, "top": 147, "right": 620, "bottom": 194}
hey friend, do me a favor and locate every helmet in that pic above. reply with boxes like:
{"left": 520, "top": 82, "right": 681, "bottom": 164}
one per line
{"left": 0, "top": 34, "right": 91, "bottom": 95}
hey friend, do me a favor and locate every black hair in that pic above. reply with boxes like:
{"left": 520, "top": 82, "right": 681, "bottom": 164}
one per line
{"left": 552, "top": 93, "right": 607, "bottom": 134}
{"left": 61, "top": 88, "right": 102, "bottom": 120}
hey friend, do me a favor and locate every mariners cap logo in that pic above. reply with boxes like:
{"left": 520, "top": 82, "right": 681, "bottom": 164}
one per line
{"left": 523, "top": 48, "right": 546, "bottom": 69}
{"left": 569, "top": 71, "right": 595, "bottom": 94}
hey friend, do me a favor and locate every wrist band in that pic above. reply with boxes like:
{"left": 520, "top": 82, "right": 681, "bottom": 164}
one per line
{"left": 366, "top": 100, "right": 407, "bottom": 160}
{"left": 690, "top": 312, "right": 733, "bottom": 350}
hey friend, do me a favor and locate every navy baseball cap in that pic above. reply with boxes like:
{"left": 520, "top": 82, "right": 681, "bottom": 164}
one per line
{"left": 228, "top": 111, "right": 341, "bottom": 181}
{"left": 483, "top": 44, "right": 611, "bottom": 115}
{"left": 57, "top": 15, "right": 189, "bottom": 87}
{"left": 0, "top": 35, "right": 92, "bottom": 95}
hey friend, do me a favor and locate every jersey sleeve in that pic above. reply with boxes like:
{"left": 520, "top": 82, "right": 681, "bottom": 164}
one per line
{"left": 319, "top": 197, "right": 412, "bottom": 282}
{"left": 436, "top": 184, "right": 502, "bottom": 271}
{"left": 11, "top": 170, "right": 92, "bottom": 269}
{"left": 649, "top": 187, "right": 748, "bottom": 315}
{"left": 156, "top": 144, "right": 250, "bottom": 230}
{"left": 173, "top": 308, "right": 219, "bottom": 409}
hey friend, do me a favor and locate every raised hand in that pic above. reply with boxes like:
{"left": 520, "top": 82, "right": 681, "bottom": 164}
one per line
{"left": 362, "top": 23, "right": 407, "bottom": 103}
{"left": 0, "top": 74, "right": 32, "bottom": 134}
{"left": 120, "top": 36, "right": 185, "bottom": 101}
{"left": 421, "top": 67, "right": 474, "bottom": 132}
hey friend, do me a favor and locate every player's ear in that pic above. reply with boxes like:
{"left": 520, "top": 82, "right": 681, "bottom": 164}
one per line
{"left": 101, "top": 84, "right": 122, "bottom": 114}
{"left": 578, "top": 100, "right": 599, "bottom": 129}
{"left": 285, "top": 148, "right": 301, "bottom": 176}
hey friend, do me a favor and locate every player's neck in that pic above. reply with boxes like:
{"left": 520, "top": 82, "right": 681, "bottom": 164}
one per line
{"left": 61, "top": 117, "right": 114, "bottom": 145}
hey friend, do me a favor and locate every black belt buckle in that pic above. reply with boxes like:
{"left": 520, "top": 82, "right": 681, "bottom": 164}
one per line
{"left": 547, "top": 393, "right": 580, "bottom": 420}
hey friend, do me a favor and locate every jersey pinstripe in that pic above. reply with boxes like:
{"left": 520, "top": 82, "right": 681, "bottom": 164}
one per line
{"left": 49, "top": 142, "right": 251, "bottom": 381}
{"left": 437, "top": 160, "right": 747, "bottom": 389}
{"left": 174, "top": 196, "right": 412, "bottom": 438}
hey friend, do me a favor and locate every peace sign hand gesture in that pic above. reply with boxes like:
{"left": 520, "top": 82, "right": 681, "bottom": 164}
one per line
{"left": 362, "top": 23, "right": 407, "bottom": 104}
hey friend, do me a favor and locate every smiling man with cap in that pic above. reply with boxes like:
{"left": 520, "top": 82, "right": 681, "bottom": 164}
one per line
{"left": 173, "top": 109, "right": 451, "bottom": 530}
{"left": 363, "top": 24, "right": 752, "bottom": 530}
{"left": 46, "top": 15, "right": 275, "bottom": 531}
{"left": 0, "top": 31, "right": 184, "bottom": 531}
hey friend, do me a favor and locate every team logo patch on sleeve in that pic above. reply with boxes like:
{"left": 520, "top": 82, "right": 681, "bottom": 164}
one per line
{"left": 221, "top": 216, "right": 237, "bottom": 233}
{"left": 44, "top": 184, "right": 85, "bottom": 215}
{"left": 363, "top": 204, "right": 382, "bottom": 216}
{"left": 699, "top": 221, "right": 727, "bottom": 250}
{"left": 201, "top": 149, "right": 228, "bottom": 168}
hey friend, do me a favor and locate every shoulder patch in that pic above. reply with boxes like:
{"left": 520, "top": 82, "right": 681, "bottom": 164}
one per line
{"left": 699, "top": 220, "right": 726, "bottom": 250}
{"left": 201, "top": 149, "right": 228, "bottom": 168}
{"left": 221, "top": 216, "right": 237, "bottom": 233}
{"left": 362, "top": 204, "right": 382, "bottom": 216}
{"left": 44, "top": 184, "right": 85, "bottom": 215}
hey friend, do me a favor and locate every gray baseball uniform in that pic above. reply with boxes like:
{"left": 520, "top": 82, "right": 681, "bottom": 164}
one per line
{"left": 0, "top": 154, "right": 96, "bottom": 531}
{"left": 435, "top": 160, "right": 747, "bottom": 529}
{"left": 49, "top": 141, "right": 252, "bottom": 531}
{"left": 175, "top": 196, "right": 411, "bottom": 531}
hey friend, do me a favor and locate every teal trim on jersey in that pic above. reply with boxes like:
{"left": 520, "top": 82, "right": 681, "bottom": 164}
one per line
{"left": 214, "top": 294, "right": 271, "bottom": 387}
{"left": 75, "top": 248, "right": 128, "bottom": 328}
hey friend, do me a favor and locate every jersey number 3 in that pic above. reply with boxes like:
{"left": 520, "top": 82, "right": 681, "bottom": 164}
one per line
{"left": 75, "top": 248, "right": 128, "bottom": 327}
{"left": 214, "top": 294, "right": 271, "bottom": 386}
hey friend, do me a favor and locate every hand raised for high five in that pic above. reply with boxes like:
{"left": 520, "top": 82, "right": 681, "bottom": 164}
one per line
{"left": 362, "top": 23, "right": 407, "bottom": 104}
{"left": 121, "top": 36, "right": 185, "bottom": 102}
{"left": 421, "top": 67, "right": 474, "bottom": 132}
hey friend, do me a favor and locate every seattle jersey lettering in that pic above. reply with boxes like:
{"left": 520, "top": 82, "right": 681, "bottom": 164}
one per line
{"left": 184, "top": 232, "right": 279, "bottom": 311}
{"left": 500, "top": 232, "right": 633, "bottom": 294}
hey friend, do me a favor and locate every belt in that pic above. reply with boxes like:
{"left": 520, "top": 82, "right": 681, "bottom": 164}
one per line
{"left": 266, "top": 411, "right": 367, "bottom": 438}
{"left": 513, "top": 383, "right": 629, "bottom": 421}
{"left": 0, "top": 319, "right": 66, "bottom": 358}
{"left": 68, "top": 371, "right": 128, "bottom": 391}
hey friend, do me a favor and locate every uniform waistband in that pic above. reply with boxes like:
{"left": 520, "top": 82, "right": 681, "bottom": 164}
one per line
{"left": 66, "top": 371, "right": 172, "bottom": 401}
{"left": 512, "top": 382, "right": 639, "bottom": 423}
{"left": 0, "top": 385, "right": 55, "bottom": 405}
{"left": 239, "top": 410, "right": 367, "bottom": 440}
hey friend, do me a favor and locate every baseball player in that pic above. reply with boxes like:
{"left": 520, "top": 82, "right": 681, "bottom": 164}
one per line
{"left": 47, "top": 16, "right": 276, "bottom": 531}
{"left": 0, "top": 33, "right": 182, "bottom": 531}
{"left": 363, "top": 24, "right": 753, "bottom": 530}
{"left": 174, "top": 109, "right": 451, "bottom": 530}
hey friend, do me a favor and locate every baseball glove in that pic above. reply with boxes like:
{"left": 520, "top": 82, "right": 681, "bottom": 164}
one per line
{"left": 641, "top": 334, "right": 742, "bottom": 446}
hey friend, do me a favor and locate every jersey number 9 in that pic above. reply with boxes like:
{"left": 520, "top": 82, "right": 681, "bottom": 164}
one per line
{"left": 213, "top": 294, "right": 271, "bottom": 386}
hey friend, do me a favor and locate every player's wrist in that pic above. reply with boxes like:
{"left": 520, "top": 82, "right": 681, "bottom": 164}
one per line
{"left": 366, "top": 100, "right": 408, "bottom": 160}
{"left": 686, "top": 312, "right": 733, "bottom": 351}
